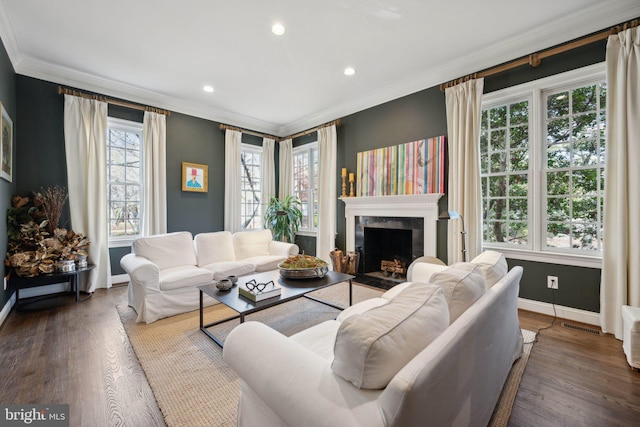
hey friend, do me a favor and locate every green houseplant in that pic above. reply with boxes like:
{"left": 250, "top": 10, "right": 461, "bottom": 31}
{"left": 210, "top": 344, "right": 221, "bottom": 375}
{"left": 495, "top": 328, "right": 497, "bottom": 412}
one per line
{"left": 263, "top": 195, "right": 303, "bottom": 243}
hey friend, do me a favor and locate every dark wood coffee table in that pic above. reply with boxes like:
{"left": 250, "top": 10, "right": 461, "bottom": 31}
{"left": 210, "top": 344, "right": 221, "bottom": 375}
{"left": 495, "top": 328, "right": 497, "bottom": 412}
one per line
{"left": 198, "top": 270, "right": 354, "bottom": 347}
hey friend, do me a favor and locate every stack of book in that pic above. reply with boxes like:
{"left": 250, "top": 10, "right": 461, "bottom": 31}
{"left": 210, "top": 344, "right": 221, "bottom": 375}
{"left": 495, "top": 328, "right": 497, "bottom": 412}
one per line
{"left": 238, "top": 281, "right": 281, "bottom": 302}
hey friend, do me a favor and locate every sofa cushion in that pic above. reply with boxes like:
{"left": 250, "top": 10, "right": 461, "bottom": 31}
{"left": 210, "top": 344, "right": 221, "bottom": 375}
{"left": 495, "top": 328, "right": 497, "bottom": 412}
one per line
{"left": 194, "top": 231, "right": 237, "bottom": 266}
{"left": 133, "top": 231, "right": 197, "bottom": 270}
{"left": 158, "top": 265, "right": 213, "bottom": 291}
{"left": 200, "top": 261, "right": 256, "bottom": 280}
{"left": 331, "top": 283, "right": 449, "bottom": 390}
{"left": 243, "top": 255, "right": 287, "bottom": 272}
{"left": 234, "top": 229, "right": 272, "bottom": 260}
{"left": 429, "top": 263, "right": 486, "bottom": 323}
{"left": 470, "top": 250, "right": 508, "bottom": 288}
{"left": 291, "top": 320, "right": 342, "bottom": 361}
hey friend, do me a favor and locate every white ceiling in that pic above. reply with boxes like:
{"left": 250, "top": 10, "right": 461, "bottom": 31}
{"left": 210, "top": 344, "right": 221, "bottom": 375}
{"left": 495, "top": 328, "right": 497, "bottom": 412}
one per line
{"left": 1, "top": 1, "right": 639, "bottom": 137}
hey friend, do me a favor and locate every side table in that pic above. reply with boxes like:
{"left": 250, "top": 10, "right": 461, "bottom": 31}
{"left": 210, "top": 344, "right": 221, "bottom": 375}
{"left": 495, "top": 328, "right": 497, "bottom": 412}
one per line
{"left": 9, "top": 264, "right": 96, "bottom": 310}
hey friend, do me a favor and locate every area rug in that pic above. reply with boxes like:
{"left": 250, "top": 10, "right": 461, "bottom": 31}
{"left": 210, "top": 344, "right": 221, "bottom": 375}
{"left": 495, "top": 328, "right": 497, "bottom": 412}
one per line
{"left": 118, "top": 282, "right": 535, "bottom": 427}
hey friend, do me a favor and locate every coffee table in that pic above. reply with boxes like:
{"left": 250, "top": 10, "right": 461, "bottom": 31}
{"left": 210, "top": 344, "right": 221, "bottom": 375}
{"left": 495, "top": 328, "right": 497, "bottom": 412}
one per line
{"left": 198, "top": 270, "right": 355, "bottom": 347}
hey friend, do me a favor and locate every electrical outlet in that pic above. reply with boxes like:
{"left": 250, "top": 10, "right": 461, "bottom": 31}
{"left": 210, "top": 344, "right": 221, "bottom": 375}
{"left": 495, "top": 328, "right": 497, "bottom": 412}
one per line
{"left": 3, "top": 276, "right": 6, "bottom": 291}
{"left": 547, "top": 275, "right": 559, "bottom": 290}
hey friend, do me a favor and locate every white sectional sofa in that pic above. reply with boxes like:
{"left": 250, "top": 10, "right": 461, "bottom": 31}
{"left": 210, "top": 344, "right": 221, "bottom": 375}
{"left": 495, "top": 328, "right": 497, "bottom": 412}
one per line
{"left": 121, "top": 229, "right": 299, "bottom": 323}
{"left": 223, "top": 251, "right": 522, "bottom": 427}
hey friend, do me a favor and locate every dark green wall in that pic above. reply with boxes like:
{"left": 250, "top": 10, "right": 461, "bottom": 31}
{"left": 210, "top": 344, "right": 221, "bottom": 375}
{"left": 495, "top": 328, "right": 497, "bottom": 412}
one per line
{"left": 0, "top": 38, "right": 16, "bottom": 309}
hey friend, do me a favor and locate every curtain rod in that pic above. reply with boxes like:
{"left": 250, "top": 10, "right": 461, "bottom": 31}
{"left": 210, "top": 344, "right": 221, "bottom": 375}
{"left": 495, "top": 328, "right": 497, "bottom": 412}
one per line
{"left": 57, "top": 86, "right": 171, "bottom": 116}
{"left": 440, "top": 18, "right": 639, "bottom": 91}
{"left": 219, "top": 119, "right": 342, "bottom": 142}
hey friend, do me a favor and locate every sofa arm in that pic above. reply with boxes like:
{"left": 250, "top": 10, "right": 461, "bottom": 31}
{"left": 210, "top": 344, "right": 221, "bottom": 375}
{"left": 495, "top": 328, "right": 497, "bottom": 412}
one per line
{"left": 268, "top": 240, "right": 300, "bottom": 257}
{"left": 223, "top": 321, "right": 383, "bottom": 427}
{"left": 120, "top": 253, "right": 161, "bottom": 290}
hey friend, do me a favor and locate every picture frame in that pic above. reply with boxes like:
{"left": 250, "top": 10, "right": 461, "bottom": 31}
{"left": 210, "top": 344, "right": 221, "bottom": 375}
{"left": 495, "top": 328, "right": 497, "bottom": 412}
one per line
{"left": 182, "top": 162, "right": 208, "bottom": 192}
{"left": 0, "top": 102, "right": 13, "bottom": 182}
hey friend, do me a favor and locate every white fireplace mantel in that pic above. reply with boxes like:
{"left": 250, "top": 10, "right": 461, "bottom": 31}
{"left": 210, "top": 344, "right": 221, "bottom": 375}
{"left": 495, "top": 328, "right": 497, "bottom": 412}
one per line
{"left": 340, "top": 194, "right": 443, "bottom": 257}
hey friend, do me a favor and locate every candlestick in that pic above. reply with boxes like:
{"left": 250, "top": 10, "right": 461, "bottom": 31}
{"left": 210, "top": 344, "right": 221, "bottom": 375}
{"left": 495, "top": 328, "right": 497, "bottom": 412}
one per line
{"left": 341, "top": 167, "right": 347, "bottom": 178}
{"left": 349, "top": 173, "right": 354, "bottom": 182}
{"left": 349, "top": 174, "right": 355, "bottom": 197}
{"left": 341, "top": 175, "right": 347, "bottom": 197}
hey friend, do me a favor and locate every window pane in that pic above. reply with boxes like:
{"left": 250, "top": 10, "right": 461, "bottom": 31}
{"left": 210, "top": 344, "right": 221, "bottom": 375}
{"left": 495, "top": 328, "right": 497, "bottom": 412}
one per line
{"left": 490, "top": 152, "right": 507, "bottom": 173}
{"left": 508, "top": 221, "right": 527, "bottom": 244}
{"left": 510, "top": 101, "right": 528, "bottom": 125}
{"left": 547, "top": 223, "right": 570, "bottom": 248}
{"left": 547, "top": 197, "right": 569, "bottom": 221}
{"left": 509, "top": 174, "right": 527, "bottom": 197}
{"left": 240, "top": 149, "right": 262, "bottom": 230}
{"left": 547, "top": 92, "right": 569, "bottom": 118}
{"left": 491, "top": 129, "right": 506, "bottom": 150}
{"left": 572, "top": 223, "right": 599, "bottom": 251}
{"left": 510, "top": 149, "right": 528, "bottom": 172}
{"left": 547, "top": 171, "right": 569, "bottom": 196}
{"left": 572, "top": 85, "right": 597, "bottom": 113}
{"left": 490, "top": 106, "right": 507, "bottom": 128}
{"left": 510, "top": 125, "right": 528, "bottom": 150}
{"left": 509, "top": 198, "right": 527, "bottom": 221}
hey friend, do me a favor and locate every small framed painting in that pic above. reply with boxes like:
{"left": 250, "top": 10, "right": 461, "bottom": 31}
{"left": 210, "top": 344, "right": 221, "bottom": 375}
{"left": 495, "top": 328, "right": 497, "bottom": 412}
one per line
{"left": 182, "top": 162, "right": 208, "bottom": 192}
{"left": 0, "top": 102, "right": 13, "bottom": 182}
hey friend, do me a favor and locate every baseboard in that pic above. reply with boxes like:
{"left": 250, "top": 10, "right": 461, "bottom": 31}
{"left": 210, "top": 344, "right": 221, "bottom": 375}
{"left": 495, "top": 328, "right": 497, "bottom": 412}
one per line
{"left": 0, "top": 293, "right": 15, "bottom": 327}
{"left": 112, "top": 274, "right": 129, "bottom": 286}
{"left": 518, "top": 297, "right": 600, "bottom": 326}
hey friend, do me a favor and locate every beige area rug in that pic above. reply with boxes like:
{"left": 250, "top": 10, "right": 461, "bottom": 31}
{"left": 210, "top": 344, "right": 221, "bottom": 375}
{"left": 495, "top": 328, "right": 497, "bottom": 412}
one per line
{"left": 118, "top": 282, "right": 535, "bottom": 427}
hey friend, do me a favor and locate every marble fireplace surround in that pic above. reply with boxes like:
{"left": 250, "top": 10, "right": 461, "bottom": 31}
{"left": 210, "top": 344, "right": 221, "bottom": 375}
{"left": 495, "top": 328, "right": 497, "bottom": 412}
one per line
{"left": 340, "top": 194, "right": 444, "bottom": 259}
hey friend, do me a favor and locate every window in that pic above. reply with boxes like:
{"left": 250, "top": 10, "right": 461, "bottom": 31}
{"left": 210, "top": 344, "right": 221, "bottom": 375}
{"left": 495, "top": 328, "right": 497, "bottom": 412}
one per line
{"left": 293, "top": 142, "right": 319, "bottom": 233}
{"left": 480, "top": 64, "right": 605, "bottom": 267}
{"left": 240, "top": 144, "right": 262, "bottom": 229}
{"left": 107, "top": 118, "right": 143, "bottom": 246}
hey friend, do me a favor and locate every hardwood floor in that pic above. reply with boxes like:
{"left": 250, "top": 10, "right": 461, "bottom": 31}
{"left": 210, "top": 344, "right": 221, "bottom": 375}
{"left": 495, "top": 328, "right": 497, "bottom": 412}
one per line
{"left": 0, "top": 286, "right": 638, "bottom": 426}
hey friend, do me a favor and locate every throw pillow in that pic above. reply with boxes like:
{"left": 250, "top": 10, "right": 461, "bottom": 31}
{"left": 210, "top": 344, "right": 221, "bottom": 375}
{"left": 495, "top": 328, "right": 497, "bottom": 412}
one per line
{"left": 470, "top": 250, "right": 508, "bottom": 288}
{"left": 429, "top": 263, "right": 486, "bottom": 323}
{"left": 331, "top": 283, "right": 449, "bottom": 390}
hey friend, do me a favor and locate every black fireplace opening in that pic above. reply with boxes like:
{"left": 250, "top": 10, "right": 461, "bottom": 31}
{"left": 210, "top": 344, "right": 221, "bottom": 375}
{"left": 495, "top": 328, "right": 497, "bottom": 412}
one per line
{"left": 354, "top": 216, "right": 424, "bottom": 289}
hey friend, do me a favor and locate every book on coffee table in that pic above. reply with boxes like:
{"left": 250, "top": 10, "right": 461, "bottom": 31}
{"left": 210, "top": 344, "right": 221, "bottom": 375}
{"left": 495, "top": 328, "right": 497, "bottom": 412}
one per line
{"left": 238, "top": 280, "right": 281, "bottom": 302}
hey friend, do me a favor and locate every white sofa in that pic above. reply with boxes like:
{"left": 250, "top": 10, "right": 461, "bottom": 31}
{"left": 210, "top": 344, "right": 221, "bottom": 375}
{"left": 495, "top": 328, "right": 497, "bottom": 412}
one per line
{"left": 223, "top": 251, "right": 523, "bottom": 427}
{"left": 121, "top": 229, "right": 299, "bottom": 323}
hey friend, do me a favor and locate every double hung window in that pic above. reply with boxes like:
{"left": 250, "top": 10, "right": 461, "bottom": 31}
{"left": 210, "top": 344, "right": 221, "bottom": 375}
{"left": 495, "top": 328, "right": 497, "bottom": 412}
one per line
{"left": 107, "top": 118, "right": 143, "bottom": 247}
{"left": 480, "top": 64, "right": 605, "bottom": 266}
{"left": 240, "top": 144, "right": 262, "bottom": 229}
{"left": 292, "top": 142, "right": 319, "bottom": 233}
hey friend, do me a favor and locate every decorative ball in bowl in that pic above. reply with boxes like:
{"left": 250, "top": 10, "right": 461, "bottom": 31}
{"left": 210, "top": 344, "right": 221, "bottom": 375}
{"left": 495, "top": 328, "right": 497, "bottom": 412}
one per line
{"left": 216, "top": 279, "right": 233, "bottom": 291}
{"left": 226, "top": 275, "right": 238, "bottom": 285}
{"left": 278, "top": 255, "right": 329, "bottom": 279}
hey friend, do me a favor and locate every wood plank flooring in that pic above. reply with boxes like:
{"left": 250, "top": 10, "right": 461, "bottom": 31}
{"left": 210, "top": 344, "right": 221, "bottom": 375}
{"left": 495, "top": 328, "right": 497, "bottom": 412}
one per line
{"left": 0, "top": 286, "right": 638, "bottom": 426}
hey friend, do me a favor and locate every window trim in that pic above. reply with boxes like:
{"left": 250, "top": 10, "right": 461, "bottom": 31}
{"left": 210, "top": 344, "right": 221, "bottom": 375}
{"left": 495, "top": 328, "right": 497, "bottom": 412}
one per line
{"left": 481, "top": 62, "right": 605, "bottom": 269}
{"left": 107, "top": 117, "right": 144, "bottom": 248}
{"left": 292, "top": 141, "right": 319, "bottom": 235}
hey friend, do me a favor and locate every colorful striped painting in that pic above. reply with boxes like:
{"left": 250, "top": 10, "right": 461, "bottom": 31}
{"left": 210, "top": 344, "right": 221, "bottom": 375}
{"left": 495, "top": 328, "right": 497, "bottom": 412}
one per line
{"left": 356, "top": 135, "right": 445, "bottom": 197}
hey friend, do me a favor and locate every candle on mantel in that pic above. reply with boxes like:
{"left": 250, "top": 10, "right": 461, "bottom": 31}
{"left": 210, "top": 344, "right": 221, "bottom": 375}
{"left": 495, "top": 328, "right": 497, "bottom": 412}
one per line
{"left": 342, "top": 167, "right": 347, "bottom": 178}
{"left": 349, "top": 173, "right": 355, "bottom": 182}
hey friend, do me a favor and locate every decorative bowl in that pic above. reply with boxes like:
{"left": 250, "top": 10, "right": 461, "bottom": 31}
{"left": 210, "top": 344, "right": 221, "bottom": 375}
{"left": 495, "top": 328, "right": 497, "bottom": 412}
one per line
{"left": 216, "top": 279, "right": 233, "bottom": 291}
{"left": 278, "top": 255, "right": 329, "bottom": 279}
{"left": 226, "top": 275, "right": 238, "bottom": 285}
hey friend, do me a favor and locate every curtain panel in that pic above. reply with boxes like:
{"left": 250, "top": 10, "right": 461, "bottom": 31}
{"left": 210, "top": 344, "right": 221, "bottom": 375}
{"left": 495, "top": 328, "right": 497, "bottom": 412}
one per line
{"left": 601, "top": 27, "right": 640, "bottom": 340}
{"left": 444, "top": 78, "right": 484, "bottom": 264}
{"left": 278, "top": 138, "right": 293, "bottom": 199}
{"left": 142, "top": 111, "right": 167, "bottom": 236}
{"left": 63, "top": 95, "right": 111, "bottom": 291}
{"left": 261, "top": 138, "right": 276, "bottom": 220}
{"left": 224, "top": 129, "right": 243, "bottom": 232}
{"left": 316, "top": 125, "right": 337, "bottom": 265}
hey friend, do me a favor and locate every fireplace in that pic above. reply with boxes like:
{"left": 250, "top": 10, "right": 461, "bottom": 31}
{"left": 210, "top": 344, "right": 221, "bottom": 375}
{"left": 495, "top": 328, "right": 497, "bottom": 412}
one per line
{"left": 341, "top": 194, "right": 443, "bottom": 289}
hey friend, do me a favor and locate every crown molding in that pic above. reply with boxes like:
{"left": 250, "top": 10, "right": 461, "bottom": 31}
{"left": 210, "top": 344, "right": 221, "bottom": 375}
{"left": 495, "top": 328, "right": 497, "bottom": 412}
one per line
{"left": 14, "top": 56, "right": 283, "bottom": 136}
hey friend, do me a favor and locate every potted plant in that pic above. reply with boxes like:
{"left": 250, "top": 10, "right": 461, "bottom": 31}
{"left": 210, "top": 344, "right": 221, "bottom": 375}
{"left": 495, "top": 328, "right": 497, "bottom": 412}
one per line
{"left": 263, "top": 195, "right": 303, "bottom": 243}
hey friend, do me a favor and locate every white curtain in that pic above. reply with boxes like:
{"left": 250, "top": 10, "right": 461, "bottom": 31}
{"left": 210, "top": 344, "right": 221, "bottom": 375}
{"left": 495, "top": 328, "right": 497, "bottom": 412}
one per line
{"left": 600, "top": 26, "right": 640, "bottom": 340}
{"left": 224, "top": 129, "right": 242, "bottom": 232}
{"left": 316, "top": 125, "right": 337, "bottom": 264}
{"left": 444, "top": 78, "right": 484, "bottom": 264}
{"left": 63, "top": 95, "right": 111, "bottom": 292}
{"left": 142, "top": 111, "right": 167, "bottom": 236}
{"left": 261, "top": 137, "right": 276, "bottom": 219}
{"left": 279, "top": 138, "right": 293, "bottom": 199}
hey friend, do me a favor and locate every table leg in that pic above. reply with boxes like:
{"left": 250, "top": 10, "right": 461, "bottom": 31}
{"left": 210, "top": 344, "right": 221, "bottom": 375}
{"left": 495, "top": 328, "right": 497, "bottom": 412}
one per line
{"left": 72, "top": 276, "right": 79, "bottom": 302}
{"left": 199, "top": 290, "right": 204, "bottom": 329}
{"left": 349, "top": 279, "right": 353, "bottom": 306}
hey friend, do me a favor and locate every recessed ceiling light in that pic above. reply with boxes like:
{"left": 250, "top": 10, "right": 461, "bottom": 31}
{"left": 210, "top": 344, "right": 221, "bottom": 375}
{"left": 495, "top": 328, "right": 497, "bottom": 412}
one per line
{"left": 203, "top": 85, "right": 214, "bottom": 93}
{"left": 272, "top": 23, "right": 285, "bottom": 35}
{"left": 344, "top": 67, "right": 356, "bottom": 76}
